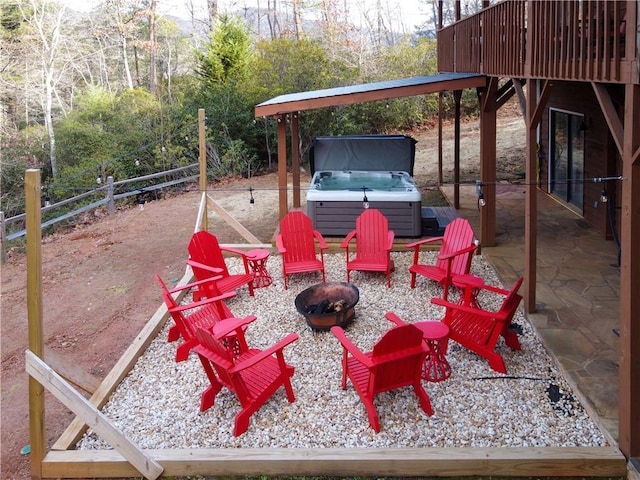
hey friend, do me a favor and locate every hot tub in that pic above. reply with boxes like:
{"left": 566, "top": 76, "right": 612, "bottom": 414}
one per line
{"left": 307, "top": 170, "right": 422, "bottom": 237}
{"left": 306, "top": 135, "right": 422, "bottom": 237}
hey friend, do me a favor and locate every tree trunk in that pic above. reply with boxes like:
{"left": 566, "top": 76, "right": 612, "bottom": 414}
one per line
{"left": 149, "top": 0, "right": 157, "bottom": 94}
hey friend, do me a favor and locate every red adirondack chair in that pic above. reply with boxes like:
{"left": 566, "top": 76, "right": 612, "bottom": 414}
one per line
{"left": 156, "top": 274, "right": 250, "bottom": 362}
{"left": 406, "top": 217, "right": 477, "bottom": 299}
{"left": 432, "top": 277, "right": 524, "bottom": 373}
{"left": 340, "top": 208, "right": 395, "bottom": 287}
{"left": 331, "top": 320, "right": 432, "bottom": 433}
{"left": 193, "top": 317, "right": 299, "bottom": 436}
{"left": 276, "top": 211, "right": 328, "bottom": 289}
{"left": 187, "top": 230, "right": 255, "bottom": 300}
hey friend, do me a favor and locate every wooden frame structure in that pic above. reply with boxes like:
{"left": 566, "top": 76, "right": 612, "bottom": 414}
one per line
{"left": 24, "top": 0, "right": 639, "bottom": 475}
{"left": 24, "top": 167, "right": 627, "bottom": 478}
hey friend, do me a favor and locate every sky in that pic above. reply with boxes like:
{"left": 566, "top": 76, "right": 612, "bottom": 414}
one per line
{"left": 62, "top": 0, "right": 430, "bottom": 31}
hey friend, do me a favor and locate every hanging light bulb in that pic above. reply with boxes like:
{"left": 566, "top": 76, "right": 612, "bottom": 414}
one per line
{"left": 135, "top": 157, "right": 140, "bottom": 167}
{"left": 44, "top": 193, "right": 51, "bottom": 207}
{"left": 249, "top": 186, "right": 255, "bottom": 208}
{"left": 476, "top": 180, "right": 486, "bottom": 207}
{"left": 362, "top": 186, "right": 369, "bottom": 209}
{"left": 600, "top": 188, "right": 608, "bottom": 203}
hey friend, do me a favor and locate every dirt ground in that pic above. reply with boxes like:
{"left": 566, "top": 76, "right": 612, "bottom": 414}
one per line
{"left": 0, "top": 108, "right": 525, "bottom": 479}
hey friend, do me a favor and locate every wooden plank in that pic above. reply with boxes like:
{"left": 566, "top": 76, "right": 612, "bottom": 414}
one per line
{"left": 52, "top": 271, "right": 194, "bottom": 450}
{"left": 40, "top": 446, "right": 627, "bottom": 479}
{"left": 25, "top": 169, "right": 45, "bottom": 480}
{"left": 25, "top": 351, "right": 163, "bottom": 480}
{"left": 205, "top": 194, "right": 262, "bottom": 244}
{"left": 44, "top": 345, "right": 101, "bottom": 395}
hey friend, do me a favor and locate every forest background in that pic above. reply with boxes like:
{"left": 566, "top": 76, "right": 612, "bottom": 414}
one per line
{"left": 1, "top": 0, "right": 484, "bottom": 221}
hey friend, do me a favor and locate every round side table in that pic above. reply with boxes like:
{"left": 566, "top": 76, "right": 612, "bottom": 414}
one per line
{"left": 415, "top": 321, "right": 451, "bottom": 382}
{"left": 452, "top": 273, "right": 484, "bottom": 308}
{"left": 247, "top": 248, "right": 272, "bottom": 288}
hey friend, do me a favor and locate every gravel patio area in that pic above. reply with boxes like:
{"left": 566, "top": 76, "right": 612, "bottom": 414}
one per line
{"left": 77, "top": 251, "right": 608, "bottom": 450}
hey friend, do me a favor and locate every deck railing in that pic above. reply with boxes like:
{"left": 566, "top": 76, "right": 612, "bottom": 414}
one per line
{"left": 438, "top": 0, "right": 637, "bottom": 83}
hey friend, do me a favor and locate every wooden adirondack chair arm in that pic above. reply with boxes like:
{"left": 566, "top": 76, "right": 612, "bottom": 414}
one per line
{"left": 167, "top": 291, "right": 237, "bottom": 313}
{"left": 211, "top": 316, "right": 258, "bottom": 339}
{"left": 405, "top": 235, "right": 445, "bottom": 249}
{"left": 384, "top": 311, "right": 408, "bottom": 327}
{"left": 431, "top": 297, "right": 509, "bottom": 321}
{"left": 186, "top": 259, "right": 225, "bottom": 275}
{"left": 438, "top": 243, "right": 477, "bottom": 261}
{"left": 220, "top": 245, "right": 251, "bottom": 257}
{"left": 385, "top": 231, "right": 395, "bottom": 250}
{"left": 166, "top": 274, "right": 225, "bottom": 294}
{"left": 230, "top": 333, "right": 299, "bottom": 373}
{"left": 194, "top": 344, "right": 233, "bottom": 370}
{"left": 275, "top": 235, "right": 286, "bottom": 254}
{"left": 330, "top": 326, "right": 375, "bottom": 368}
{"left": 340, "top": 230, "right": 357, "bottom": 248}
{"left": 313, "top": 230, "right": 328, "bottom": 249}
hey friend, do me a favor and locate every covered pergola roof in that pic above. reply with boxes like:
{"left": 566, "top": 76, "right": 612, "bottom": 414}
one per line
{"left": 254, "top": 73, "right": 487, "bottom": 116}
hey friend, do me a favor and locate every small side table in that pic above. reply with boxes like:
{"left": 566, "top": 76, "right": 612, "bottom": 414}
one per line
{"left": 247, "top": 248, "right": 272, "bottom": 288}
{"left": 452, "top": 273, "right": 484, "bottom": 308}
{"left": 415, "top": 321, "right": 451, "bottom": 382}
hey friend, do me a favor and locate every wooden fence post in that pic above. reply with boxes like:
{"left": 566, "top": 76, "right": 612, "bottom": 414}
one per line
{"left": 198, "top": 108, "right": 208, "bottom": 231}
{"left": 0, "top": 211, "right": 6, "bottom": 264}
{"left": 107, "top": 176, "right": 115, "bottom": 215}
{"left": 25, "top": 168, "right": 45, "bottom": 479}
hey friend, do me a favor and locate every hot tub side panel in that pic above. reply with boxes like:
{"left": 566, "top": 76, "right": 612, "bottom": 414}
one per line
{"left": 307, "top": 201, "right": 421, "bottom": 237}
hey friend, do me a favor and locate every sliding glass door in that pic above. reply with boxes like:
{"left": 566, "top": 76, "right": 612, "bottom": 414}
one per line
{"left": 549, "top": 109, "right": 585, "bottom": 212}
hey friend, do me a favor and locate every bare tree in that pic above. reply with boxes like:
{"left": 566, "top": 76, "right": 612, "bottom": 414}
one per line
{"left": 19, "top": 0, "right": 67, "bottom": 177}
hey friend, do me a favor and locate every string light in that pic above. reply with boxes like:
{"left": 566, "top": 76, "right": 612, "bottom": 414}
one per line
{"left": 249, "top": 186, "right": 255, "bottom": 207}
{"left": 361, "top": 186, "right": 369, "bottom": 209}
{"left": 476, "top": 180, "right": 486, "bottom": 207}
{"left": 600, "top": 189, "right": 608, "bottom": 203}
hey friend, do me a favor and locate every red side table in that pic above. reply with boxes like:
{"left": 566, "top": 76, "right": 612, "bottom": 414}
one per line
{"left": 452, "top": 273, "right": 484, "bottom": 308}
{"left": 415, "top": 321, "right": 451, "bottom": 382}
{"left": 247, "top": 248, "right": 272, "bottom": 288}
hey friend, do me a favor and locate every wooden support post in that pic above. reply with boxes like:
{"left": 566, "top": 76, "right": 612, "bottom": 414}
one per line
{"left": 618, "top": 82, "right": 640, "bottom": 458}
{"left": 26, "top": 168, "right": 45, "bottom": 480}
{"left": 277, "top": 114, "right": 288, "bottom": 220}
{"left": 198, "top": 108, "right": 208, "bottom": 232}
{"left": 523, "top": 80, "right": 552, "bottom": 313}
{"left": 291, "top": 112, "right": 301, "bottom": 209}
{"left": 453, "top": 90, "right": 461, "bottom": 209}
{"left": 0, "top": 210, "right": 6, "bottom": 264}
{"left": 479, "top": 78, "right": 498, "bottom": 247}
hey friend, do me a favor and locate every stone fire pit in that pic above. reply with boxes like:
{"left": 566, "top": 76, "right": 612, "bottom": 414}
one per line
{"left": 294, "top": 282, "right": 359, "bottom": 331}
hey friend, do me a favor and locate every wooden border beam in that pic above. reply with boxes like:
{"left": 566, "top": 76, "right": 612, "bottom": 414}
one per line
{"left": 40, "top": 446, "right": 626, "bottom": 479}
{"left": 26, "top": 351, "right": 163, "bottom": 480}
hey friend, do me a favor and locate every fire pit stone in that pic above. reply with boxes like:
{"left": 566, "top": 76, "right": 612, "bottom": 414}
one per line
{"left": 294, "top": 282, "right": 359, "bottom": 331}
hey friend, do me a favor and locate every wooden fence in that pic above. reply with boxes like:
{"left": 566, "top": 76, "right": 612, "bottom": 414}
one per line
{"left": 0, "top": 163, "right": 198, "bottom": 263}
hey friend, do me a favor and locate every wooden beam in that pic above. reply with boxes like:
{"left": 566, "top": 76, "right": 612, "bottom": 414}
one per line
{"left": 40, "top": 446, "right": 626, "bottom": 478}
{"left": 591, "top": 82, "right": 624, "bottom": 157}
{"left": 290, "top": 112, "right": 301, "bottom": 208}
{"left": 511, "top": 78, "right": 527, "bottom": 118}
{"left": 479, "top": 77, "right": 498, "bottom": 247}
{"left": 53, "top": 272, "right": 193, "bottom": 450}
{"left": 198, "top": 109, "right": 207, "bottom": 232}
{"left": 205, "top": 195, "right": 262, "bottom": 245}
{"left": 524, "top": 80, "right": 542, "bottom": 313}
{"left": 454, "top": 90, "right": 462, "bottom": 209}
{"left": 26, "top": 351, "right": 163, "bottom": 480}
{"left": 254, "top": 76, "right": 487, "bottom": 117}
{"left": 277, "top": 114, "right": 288, "bottom": 220}
{"left": 618, "top": 82, "right": 640, "bottom": 458}
{"left": 25, "top": 169, "right": 44, "bottom": 480}
{"left": 44, "top": 346, "right": 101, "bottom": 395}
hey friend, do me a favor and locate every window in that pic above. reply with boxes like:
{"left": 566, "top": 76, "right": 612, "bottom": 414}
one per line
{"left": 549, "top": 109, "right": 585, "bottom": 212}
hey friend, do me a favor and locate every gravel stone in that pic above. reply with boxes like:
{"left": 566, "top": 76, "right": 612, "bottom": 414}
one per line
{"left": 77, "top": 252, "right": 608, "bottom": 450}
